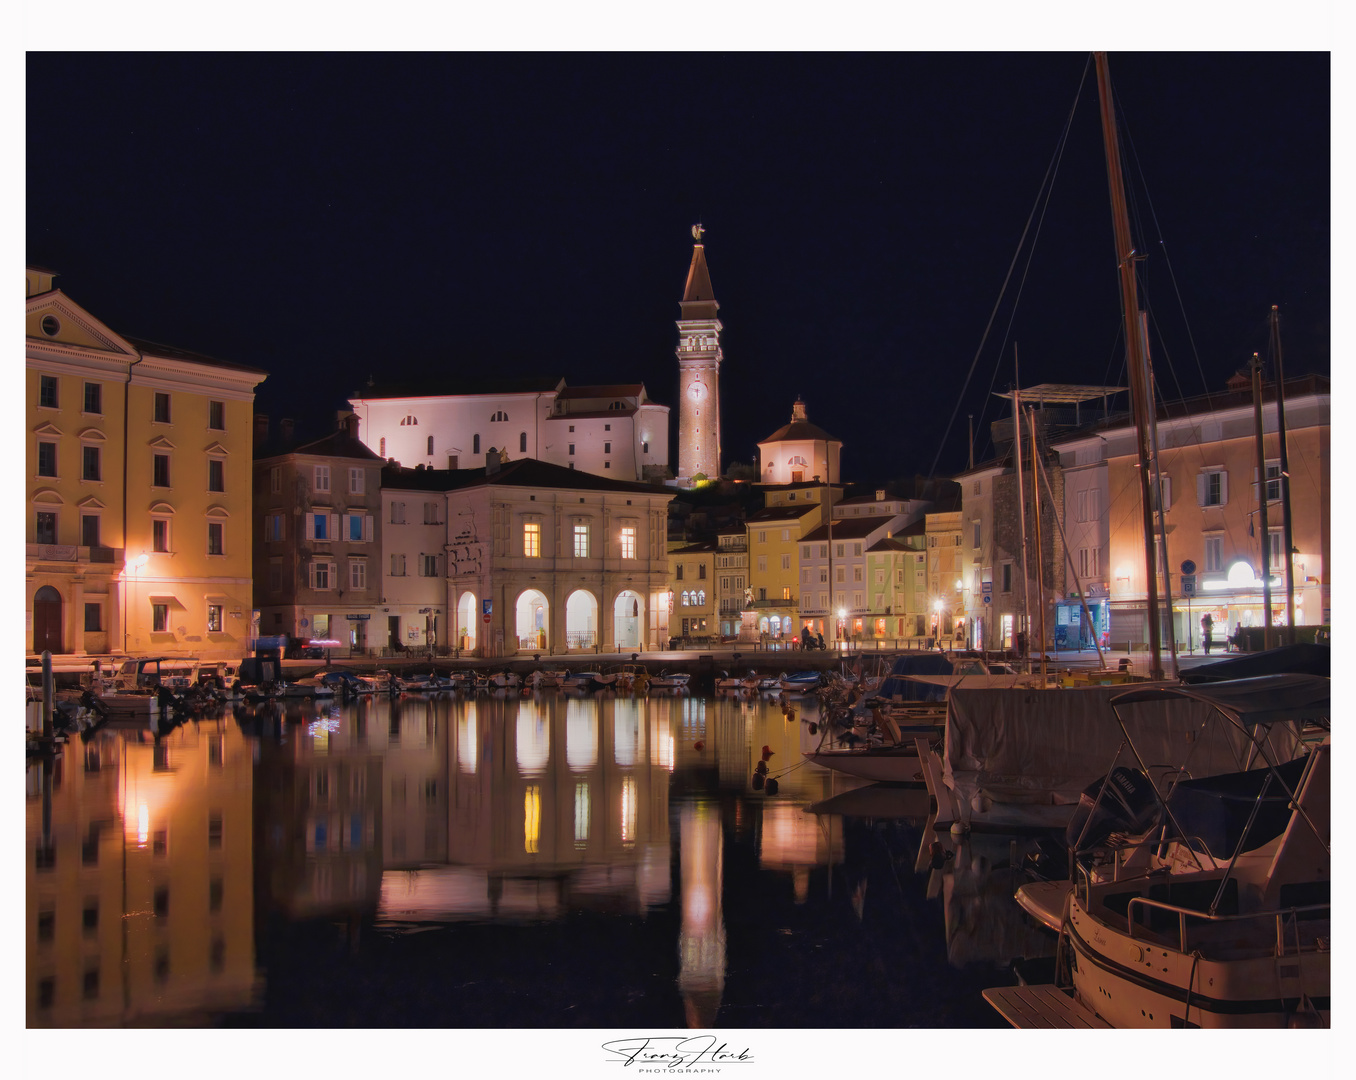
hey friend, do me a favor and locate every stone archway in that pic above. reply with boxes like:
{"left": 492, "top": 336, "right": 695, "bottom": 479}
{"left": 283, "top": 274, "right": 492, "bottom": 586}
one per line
{"left": 565, "top": 589, "right": 599, "bottom": 651}
{"left": 515, "top": 589, "right": 549, "bottom": 653}
{"left": 613, "top": 590, "right": 643, "bottom": 650}
{"left": 33, "top": 585, "right": 63, "bottom": 653}
{"left": 457, "top": 592, "right": 478, "bottom": 651}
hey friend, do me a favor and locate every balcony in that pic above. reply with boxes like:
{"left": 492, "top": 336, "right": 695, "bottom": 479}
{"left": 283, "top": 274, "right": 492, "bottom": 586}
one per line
{"left": 26, "top": 545, "right": 124, "bottom": 566}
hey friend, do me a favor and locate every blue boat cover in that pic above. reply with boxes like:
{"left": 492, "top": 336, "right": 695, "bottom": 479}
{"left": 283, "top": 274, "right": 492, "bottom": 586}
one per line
{"left": 874, "top": 653, "right": 957, "bottom": 702}
{"left": 1180, "top": 643, "right": 1329, "bottom": 684}
{"left": 1166, "top": 755, "right": 1309, "bottom": 860}
{"left": 1111, "top": 673, "right": 1330, "bottom": 728}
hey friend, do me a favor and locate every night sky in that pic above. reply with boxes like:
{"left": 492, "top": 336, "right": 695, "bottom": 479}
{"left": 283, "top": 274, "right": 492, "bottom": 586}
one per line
{"left": 26, "top": 51, "right": 1330, "bottom": 487}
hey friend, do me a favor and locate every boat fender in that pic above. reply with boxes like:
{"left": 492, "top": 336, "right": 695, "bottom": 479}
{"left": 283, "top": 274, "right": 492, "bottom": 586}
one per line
{"left": 785, "top": 708, "right": 797, "bottom": 723}
{"left": 929, "top": 841, "right": 954, "bottom": 870}
{"left": 693, "top": 740, "right": 704, "bottom": 751}
{"left": 765, "top": 778, "right": 779, "bottom": 796}
{"left": 950, "top": 821, "right": 970, "bottom": 837}
{"left": 755, "top": 760, "right": 769, "bottom": 776}
{"left": 751, "top": 772, "right": 765, "bottom": 790}
{"left": 761, "top": 745, "right": 774, "bottom": 760}
{"left": 808, "top": 723, "right": 818, "bottom": 736}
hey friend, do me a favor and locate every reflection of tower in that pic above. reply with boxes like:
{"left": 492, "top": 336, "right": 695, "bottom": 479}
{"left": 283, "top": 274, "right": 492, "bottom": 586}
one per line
{"left": 676, "top": 225, "right": 722, "bottom": 485}
{"left": 677, "top": 800, "right": 726, "bottom": 1028}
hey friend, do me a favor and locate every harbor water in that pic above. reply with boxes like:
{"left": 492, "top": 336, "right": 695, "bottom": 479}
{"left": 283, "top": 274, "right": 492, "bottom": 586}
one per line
{"left": 25, "top": 689, "right": 1052, "bottom": 1029}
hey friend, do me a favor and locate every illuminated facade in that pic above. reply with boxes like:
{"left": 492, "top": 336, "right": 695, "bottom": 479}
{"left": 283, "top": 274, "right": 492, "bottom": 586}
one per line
{"left": 1055, "top": 375, "right": 1330, "bottom": 648}
{"left": 676, "top": 233, "right": 722, "bottom": 485}
{"left": 349, "top": 379, "right": 670, "bottom": 484}
{"left": 26, "top": 266, "right": 266, "bottom": 659}
{"left": 441, "top": 456, "right": 674, "bottom": 656}
{"left": 756, "top": 397, "right": 842, "bottom": 486}
{"left": 667, "top": 541, "right": 718, "bottom": 641}
{"left": 252, "top": 417, "right": 386, "bottom": 651}
{"left": 742, "top": 487, "right": 831, "bottom": 640}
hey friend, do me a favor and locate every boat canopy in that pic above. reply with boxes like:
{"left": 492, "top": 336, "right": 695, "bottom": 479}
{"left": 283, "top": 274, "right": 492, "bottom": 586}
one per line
{"left": 1179, "top": 643, "right": 1329, "bottom": 684}
{"left": 1111, "top": 673, "right": 1330, "bottom": 728}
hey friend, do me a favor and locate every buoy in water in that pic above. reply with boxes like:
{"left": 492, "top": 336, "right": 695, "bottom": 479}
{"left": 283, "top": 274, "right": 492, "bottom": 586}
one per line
{"left": 765, "top": 777, "right": 779, "bottom": 796}
{"left": 808, "top": 723, "right": 818, "bottom": 736}
{"left": 693, "top": 740, "right": 704, "bottom": 751}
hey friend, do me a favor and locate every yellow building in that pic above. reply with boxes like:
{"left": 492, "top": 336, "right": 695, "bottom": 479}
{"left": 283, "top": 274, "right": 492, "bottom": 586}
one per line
{"left": 743, "top": 484, "right": 834, "bottom": 640}
{"left": 667, "top": 540, "right": 717, "bottom": 642}
{"left": 26, "top": 266, "right": 266, "bottom": 659}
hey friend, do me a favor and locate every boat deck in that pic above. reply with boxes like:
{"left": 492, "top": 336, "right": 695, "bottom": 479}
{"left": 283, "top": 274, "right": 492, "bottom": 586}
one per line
{"left": 983, "top": 985, "right": 1110, "bottom": 1029}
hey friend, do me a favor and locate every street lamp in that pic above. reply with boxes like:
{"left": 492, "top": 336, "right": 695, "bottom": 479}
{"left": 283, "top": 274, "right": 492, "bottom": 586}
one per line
{"left": 123, "top": 552, "right": 149, "bottom": 654}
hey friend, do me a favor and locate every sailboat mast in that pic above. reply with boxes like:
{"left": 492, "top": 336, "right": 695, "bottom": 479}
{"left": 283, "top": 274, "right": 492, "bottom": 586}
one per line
{"left": 1012, "top": 356, "right": 1032, "bottom": 667}
{"left": 1140, "top": 312, "right": 1179, "bottom": 676}
{"left": 1270, "top": 306, "right": 1297, "bottom": 641}
{"left": 1027, "top": 406, "right": 1048, "bottom": 681}
{"left": 1095, "top": 52, "right": 1163, "bottom": 679}
{"left": 1251, "top": 353, "right": 1274, "bottom": 650}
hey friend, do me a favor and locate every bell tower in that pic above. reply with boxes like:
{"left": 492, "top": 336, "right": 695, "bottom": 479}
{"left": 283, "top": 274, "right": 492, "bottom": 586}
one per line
{"left": 676, "top": 225, "right": 722, "bottom": 485}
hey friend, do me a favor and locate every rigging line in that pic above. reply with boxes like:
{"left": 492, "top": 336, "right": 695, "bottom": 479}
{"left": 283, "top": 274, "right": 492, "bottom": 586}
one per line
{"left": 1118, "top": 108, "right": 1216, "bottom": 405}
{"left": 926, "top": 56, "right": 1092, "bottom": 479}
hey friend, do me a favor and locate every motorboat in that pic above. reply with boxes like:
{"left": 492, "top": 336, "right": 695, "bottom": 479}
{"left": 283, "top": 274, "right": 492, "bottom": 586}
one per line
{"left": 779, "top": 671, "right": 822, "bottom": 693}
{"left": 281, "top": 676, "right": 335, "bottom": 698}
{"left": 757, "top": 674, "right": 784, "bottom": 692}
{"left": 530, "top": 668, "right": 567, "bottom": 689}
{"left": 647, "top": 671, "right": 690, "bottom": 691}
{"left": 714, "top": 670, "right": 751, "bottom": 691}
{"left": 986, "top": 674, "right": 1330, "bottom": 1028}
{"left": 562, "top": 671, "right": 603, "bottom": 691}
{"left": 320, "top": 670, "right": 378, "bottom": 695}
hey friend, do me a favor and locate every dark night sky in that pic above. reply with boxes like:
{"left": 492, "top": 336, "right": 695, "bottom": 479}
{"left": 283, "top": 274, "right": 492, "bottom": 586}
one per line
{"left": 26, "top": 51, "right": 1330, "bottom": 487}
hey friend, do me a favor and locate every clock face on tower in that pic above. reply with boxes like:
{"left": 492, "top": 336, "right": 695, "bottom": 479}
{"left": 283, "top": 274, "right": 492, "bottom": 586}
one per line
{"left": 690, "top": 376, "right": 705, "bottom": 401}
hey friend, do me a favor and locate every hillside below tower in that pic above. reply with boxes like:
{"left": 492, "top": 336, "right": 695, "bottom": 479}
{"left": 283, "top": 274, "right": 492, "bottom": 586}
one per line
{"left": 676, "top": 226, "right": 722, "bottom": 485}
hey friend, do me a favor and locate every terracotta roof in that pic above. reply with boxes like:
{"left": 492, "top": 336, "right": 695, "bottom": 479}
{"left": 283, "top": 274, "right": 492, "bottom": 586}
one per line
{"left": 669, "top": 541, "right": 718, "bottom": 554}
{"left": 680, "top": 244, "right": 719, "bottom": 320}
{"left": 291, "top": 431, "right": 385, "bottom": 461}
{"left": 546, "top": 407, "right": 637, "bottom": 420}
{"left": 745, "top": 504, "right": 819, "bottom": 523}
{"left": 800, "top": 516, "right": 897, "bottom": 542}
{"left": 124, "top": 335, "right": 268, "bottom": 377}
{"left": 557, "top": 383, "right": 645, "bottom": 399}
{"left": 454, "top": 457, "right": 673, "bottom": 496}
{"left": 867, "top": 536, "right": 917, "bottom": 553}
{"left": 759, "top": 419, "right": 841, "bottom": 444}
{"left": 354, "top": 376, "right": 563, "bottom": 400}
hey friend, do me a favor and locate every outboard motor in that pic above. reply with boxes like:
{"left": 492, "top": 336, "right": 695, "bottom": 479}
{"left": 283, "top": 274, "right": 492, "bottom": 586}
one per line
{"left": 1064, "top": 765, "right": 1162, "bottom": 852}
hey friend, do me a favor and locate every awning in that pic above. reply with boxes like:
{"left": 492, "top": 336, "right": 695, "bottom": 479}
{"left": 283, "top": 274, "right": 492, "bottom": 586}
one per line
{"left": 1111, "top": 673, "right": 1329, "bottom": 728}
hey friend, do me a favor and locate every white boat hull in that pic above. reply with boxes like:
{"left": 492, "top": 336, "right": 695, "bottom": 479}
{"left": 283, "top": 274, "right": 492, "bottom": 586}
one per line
{"left": 803, "top": 747, "right": 923, "bottom": 783}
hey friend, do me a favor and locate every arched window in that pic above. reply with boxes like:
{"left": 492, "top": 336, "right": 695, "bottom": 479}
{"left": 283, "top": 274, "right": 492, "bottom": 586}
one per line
{"left": 788, "top": 455, "right": 808, "bottom": 467}
{"left": 379, "top": 437, "right": 386, "bottom": 457}
{"left": 608, "top": 401, "right": 625, "bottom": 411}
{"left": 697, "top": 590, "right": 706, "bottom": 606}
{"left": 427, "top": 435, "right": 434, "bottom": 456}
{"left": 681, "top": 591, "right": 690, "bottom": 607}
{"left": 490, "top": 410, "right": 508, "bottom": 422}
{"left": 473, "top": 434, "right": 480, "bottom": 454}
{"left": 519, "top": 432, "right": 527, "bottom": 453}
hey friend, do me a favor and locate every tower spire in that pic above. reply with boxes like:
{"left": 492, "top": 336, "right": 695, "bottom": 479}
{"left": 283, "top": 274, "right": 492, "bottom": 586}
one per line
{"left": 676, "top": 227, "right": 723, "bottom": 485}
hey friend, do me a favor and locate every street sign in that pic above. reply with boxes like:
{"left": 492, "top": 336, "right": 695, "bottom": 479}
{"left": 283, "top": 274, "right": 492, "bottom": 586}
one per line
{"left": 983, "top": 595, "right": 992, "bottom": 604}
{"left": 346, "top": 614, "right": 370, "bottom": 621}
{"left": 1180, "top": 559, "right": 1197, "bottom": 576}
{"left": 482, "top": 613, "right": 492, "bottom": 624}
{"left": 482, "top": 599, "right": 493, "bottom": 615}
{"left": 981, "top": 581, "right": 993, "bottom": 595}
{"left": 1181, "top": 575, "right": 1197, "bottom": 597}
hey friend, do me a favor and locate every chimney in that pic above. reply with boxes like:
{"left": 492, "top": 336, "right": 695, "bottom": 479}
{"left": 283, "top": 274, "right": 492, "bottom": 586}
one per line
{"left": 339, "top": 412, "right": 360, "bottom": 439}
{"left": 280, "top": 418, "right": 294, "bottom": 443}
{"left": 876, "top": 489, "right": 885, "bottom": 501}
{"left": 254, "top": 413, "right": 269, "bottom": 448}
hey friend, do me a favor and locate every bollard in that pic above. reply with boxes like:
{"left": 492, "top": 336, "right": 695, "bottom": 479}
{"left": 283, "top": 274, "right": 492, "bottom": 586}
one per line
{"left": 42, "top": 650, "right": 54, "bottom": 740}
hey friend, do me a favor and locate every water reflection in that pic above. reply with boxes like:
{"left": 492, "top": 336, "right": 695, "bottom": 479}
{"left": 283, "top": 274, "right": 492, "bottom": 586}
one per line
{"left": 27, "top": 690, "right": 1048, "bottom": 1028}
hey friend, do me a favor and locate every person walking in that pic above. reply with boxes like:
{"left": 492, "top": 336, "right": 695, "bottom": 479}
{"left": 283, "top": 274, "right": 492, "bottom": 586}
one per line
{"left": 1201, "top": 612, "right": 1214, "bottom": 654}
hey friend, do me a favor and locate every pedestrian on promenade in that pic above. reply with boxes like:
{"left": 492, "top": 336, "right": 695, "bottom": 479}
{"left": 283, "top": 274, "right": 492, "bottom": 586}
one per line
{"left": 1202, "top": 613, "right": 1214, "bottom": 654}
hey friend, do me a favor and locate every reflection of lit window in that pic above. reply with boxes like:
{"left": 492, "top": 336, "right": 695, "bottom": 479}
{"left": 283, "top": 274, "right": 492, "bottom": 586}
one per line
{"left": 613, "top": 705, "right": 639, "bottom": 767}
{"left": 574, "top": 782, "right": 590, "bottom": 847}
{"left": 457, "top": 707, "right": 478, "bottom": 774}
{"left": 566, "top": 700, "right": 597, "bottom": 771}
{"left": 524, "top": 785, "right": 541, "bottom": 854}
{"left": 621, "top": 777, "right": 637, "bottom": 846}
{"left": 651, "top": 715, "right": 674, "bottom": 770}
{"left": 516, "top": 706, "right": 550, "bottom": 775}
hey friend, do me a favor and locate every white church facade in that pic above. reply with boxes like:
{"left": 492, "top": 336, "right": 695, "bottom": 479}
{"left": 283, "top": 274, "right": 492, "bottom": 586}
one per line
{"left": 349, "top": 378, "right": 670, "bottom": 483}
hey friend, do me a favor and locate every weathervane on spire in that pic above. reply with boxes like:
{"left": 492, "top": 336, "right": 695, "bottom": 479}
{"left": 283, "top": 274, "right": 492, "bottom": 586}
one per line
{"left": 691, "top": 223, "right": 705, "bottom": 242}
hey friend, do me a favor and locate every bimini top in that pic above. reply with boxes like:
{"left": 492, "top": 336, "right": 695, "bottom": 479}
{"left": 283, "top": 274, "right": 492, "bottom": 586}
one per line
{"left": 1111, "top": 673, "right": 1330, "bottom": 728}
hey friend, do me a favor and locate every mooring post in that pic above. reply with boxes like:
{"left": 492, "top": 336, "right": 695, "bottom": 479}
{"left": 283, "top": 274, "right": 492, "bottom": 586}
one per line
{"left": 42, "top": 650, "right": 54, "bottom": 740}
